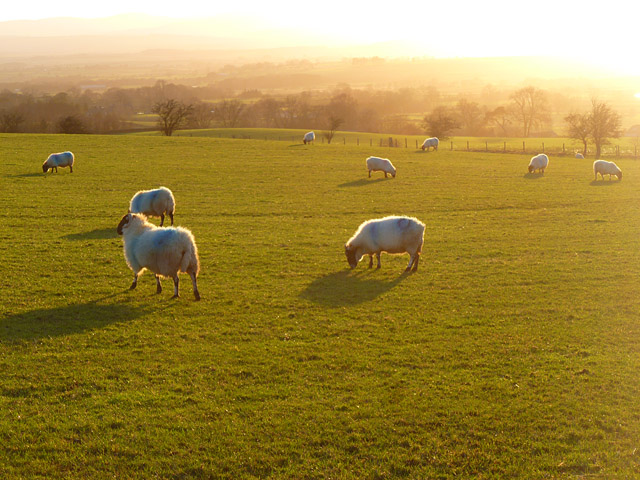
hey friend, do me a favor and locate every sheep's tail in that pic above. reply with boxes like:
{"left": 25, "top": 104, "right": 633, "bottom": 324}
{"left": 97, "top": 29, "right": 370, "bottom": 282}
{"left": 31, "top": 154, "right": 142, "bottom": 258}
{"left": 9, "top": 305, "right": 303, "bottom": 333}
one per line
{"left": 179, "top": 236, "right": 200, "bottom": 276}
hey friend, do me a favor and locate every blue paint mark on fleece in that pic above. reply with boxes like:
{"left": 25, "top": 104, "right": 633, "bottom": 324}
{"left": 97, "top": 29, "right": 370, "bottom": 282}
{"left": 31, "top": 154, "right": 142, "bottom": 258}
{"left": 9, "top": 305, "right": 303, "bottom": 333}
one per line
{"left": 153, "top": 229, "right": 176, "bottom": 249}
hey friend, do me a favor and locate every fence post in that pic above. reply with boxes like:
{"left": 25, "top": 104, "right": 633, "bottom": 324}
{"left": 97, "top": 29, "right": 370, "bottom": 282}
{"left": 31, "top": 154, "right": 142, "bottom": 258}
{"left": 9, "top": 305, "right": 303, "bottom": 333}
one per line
{"left": 504, "top": 142, "right": 506, "bottom": 152}
{"left": 542, "top": 142, "right": 545, "bottom": 153}
{"left": 523, "top": 141, "right": 525, "bottom": 152}
{"left": 370, "top": 138, "right": 372, "bottom": 147}
{"left": 562, "top": 143, "right": 565, "bottom": 154}
{"left": 485, "top": 141, "right": 488, "bottom": 152}
{"left": 450, "top": 141, "right": 453, "bottom": 151}
{"left": 467, "top": 140, "right": 469, "bottom": 151}
{"left": 357, "top": 138, "right": 359, "bottom": 146}
{"left": 405, "top": 138, "right": 407, "bottom": 148}
{"left": 416, "top": 140, "right": 418, "bottom": 149}
{"left": 343, "top": 137, "right": 346, "bottom": 145}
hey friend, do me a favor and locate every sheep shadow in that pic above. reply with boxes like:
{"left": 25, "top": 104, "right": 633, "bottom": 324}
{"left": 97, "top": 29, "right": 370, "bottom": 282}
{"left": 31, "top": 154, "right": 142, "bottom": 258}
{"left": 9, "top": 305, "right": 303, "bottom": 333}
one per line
{"left": 523, "top": 173, "right": 545, "bottom": 179}
{"left": 288, "top": 144, "right": 306, "bottom": 148}
{"left": 590, "top": 179, "right": 620, "bottom": 186}
{"left": 5, "top": 172, "right": 46, "bottom": 178}
{"left": 62, "top": 227, "right": 118, "bottom": 241}
{"left": 0, "top": 294, "right": 146, "bottom": 342}
{"left": 300, "top": 269, "right": 409, "bottom": 307}
{"left": 338, "top": 178, "right": 387, "bottom": 188}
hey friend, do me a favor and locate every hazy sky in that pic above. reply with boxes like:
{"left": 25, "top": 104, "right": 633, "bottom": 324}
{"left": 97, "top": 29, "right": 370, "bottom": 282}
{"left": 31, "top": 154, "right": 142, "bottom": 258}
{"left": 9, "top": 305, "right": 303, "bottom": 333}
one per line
{"left": 2, "top": 1, "right": 640, "bottom": 73}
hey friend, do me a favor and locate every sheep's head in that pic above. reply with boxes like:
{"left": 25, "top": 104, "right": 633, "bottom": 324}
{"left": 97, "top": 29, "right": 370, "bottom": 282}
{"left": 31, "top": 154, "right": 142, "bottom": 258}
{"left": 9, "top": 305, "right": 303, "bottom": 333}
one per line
{"left": 117, "top": 213, "right": 132, "bottom": 235}
{"left": 617, "top": 171, "right": 623, "bottom": 180}
{"left": 345, "top": 244, "right": 358, "bottom": 269}
{"left": 528, "top": 165, "right": 534, "bottom": 173}
{"left": 391, "top": 168, "right": 396, "bottom": 178}
{"left": 42, "top": 162, "right": 48, "bottom": 173}
{"left": 421, "top": 145, "right": 426, "bottom": 151}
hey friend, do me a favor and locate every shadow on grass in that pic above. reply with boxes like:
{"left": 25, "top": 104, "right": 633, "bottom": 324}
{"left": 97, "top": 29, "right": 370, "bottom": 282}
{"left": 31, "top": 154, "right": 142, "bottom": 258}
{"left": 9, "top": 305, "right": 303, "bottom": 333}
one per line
{"left": 523, "top": 173, "right": 545, "bottom": 179}
{"left": 5, "top": 172, "right": 45, "bottom": 178}
{"left": 590, "top": 179, "right": 621, "bottom": 186}
{"left": 0, "top": 293, "right": 146, "bottom": 342}
{"left": 288, "top": 143, "right": 306, "bottom": 148}
{"left": 338, "top": 178, "right": 386, "bottom": 188}
{"left": 300, "top": 269, "right": 409, "bottom": 306}
{"left": 62, "top": 228, "right": 117, "bottom": 240}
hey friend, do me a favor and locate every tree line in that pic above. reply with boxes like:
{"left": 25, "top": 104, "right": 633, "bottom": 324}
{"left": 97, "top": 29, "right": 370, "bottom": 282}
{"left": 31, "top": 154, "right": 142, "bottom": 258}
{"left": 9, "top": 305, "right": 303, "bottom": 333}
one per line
{"left": 0, "top": 81, "right": 624, "bottom": 153}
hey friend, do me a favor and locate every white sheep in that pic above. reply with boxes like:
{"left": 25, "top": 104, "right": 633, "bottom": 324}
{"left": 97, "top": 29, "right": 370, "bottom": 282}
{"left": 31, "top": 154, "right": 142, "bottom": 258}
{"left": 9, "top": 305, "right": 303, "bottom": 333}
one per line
{"left": 421, "top": 137, "right": 439, "bottom": 151}
{"left": 129, "top": 186, "right": 176, "bottom": 227}
{"left": 528, "top": 153, "right": 549, "bottom": 174}
{"left": 366, "top": 156, "right": 396, "bottom": 178}
{"left": 593, "top": 160, "right": 622, "bottom": 181}
{"left": 303, "top": 131, "right": 315, "bottom": 144}
{"left": 42, "top": 151, "right": 74, "bottom": 173}
{"left": 575, "top": 152, "right": 585, "bottom": 159}
{"left": 117, "top": 213, "right": 200, "bottom": 300}
{"left": 345, "top": 216, "right": 425, "bottom": 272}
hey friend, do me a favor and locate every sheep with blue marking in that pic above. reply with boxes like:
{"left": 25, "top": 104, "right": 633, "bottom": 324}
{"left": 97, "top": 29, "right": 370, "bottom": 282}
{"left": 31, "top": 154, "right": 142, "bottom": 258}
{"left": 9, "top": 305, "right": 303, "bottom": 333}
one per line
{"left": 575, "top": 152, "right": 585, "bottom": 159}
{"left": 528, "top": 153, "right": 549, "bottom": 174}
{"left": 366, "top": 156, "right": 396, "bottom": 178}
{"left": 42, "top": 151, "right": 74, "bottom": 173}
{"left": 117, "top": 213, "right": 200, "bottom": 300}
{"left": 593, "top": 160, "right": 622, "bottom": 181}
{"left": 345, "top": 216, "right": 425, "bottom": 272}
{"left": 129, "top": 186, "right": 175, "bottom": 227}
{"left": 303, "top": 131, "right": 315, "bottom": 144}
{"left": 421, "top": 137, "right": 439, "bottom": 151}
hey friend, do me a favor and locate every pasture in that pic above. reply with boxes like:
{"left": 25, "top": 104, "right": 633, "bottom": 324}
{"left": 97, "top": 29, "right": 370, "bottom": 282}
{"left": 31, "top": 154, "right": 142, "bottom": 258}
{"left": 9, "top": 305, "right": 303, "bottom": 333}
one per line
{"left": 1, "top": 133, "right": 639, "bottom": 478}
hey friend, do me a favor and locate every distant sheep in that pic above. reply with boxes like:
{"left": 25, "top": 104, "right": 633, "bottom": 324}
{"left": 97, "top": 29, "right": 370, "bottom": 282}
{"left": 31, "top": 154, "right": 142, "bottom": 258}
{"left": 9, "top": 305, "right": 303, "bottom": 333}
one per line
{"left": 421, "top": 137, "right": 439, "bottom": 151}
{"left": 575, "top": 152, "right": 585, "bottom": 159}
{"left": 129, "top": 187, "right": 175, "bottom": 227}
{"left": 303, "top": 131, "right": 315, "bottom": 144}
{"left": 593, "top": 160, "right": 622, "bottom": 181}
{"left": 366, "top": 156, "right": 396, "bottom": 178}
{"left": 528, "top": 153, "right": 549, "bottom": 174}
{"left": 42, "top": 151, "right": 74, "bottom": 173}
{"left": 345, "top": 216, "right": 425, "bottom": 272}
{"left": 117, "top": 213, "right": 200, "bottom": 300}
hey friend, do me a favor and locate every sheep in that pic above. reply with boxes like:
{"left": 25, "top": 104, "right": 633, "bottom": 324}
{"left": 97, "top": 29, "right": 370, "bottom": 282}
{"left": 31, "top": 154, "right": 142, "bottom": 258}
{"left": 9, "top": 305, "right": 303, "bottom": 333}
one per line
{"left": 421, "top": 137, "right": 439, "bottom": 151}
{"left": 117, "top": 213, "right": 200, "bottom": 300}
{"left": 345, "top": 216, "right": 425, "bottom": 272}
{"left": 129, "top": 187, "right": 175, "bottom": 227}
{"left": 42, "top": 151, "right": 74, "bottom": 173}
{"left": 303, "top": 131, "right": 315, "bottom": 144}
{"left": 366, "top": 156, "right": 396, "bottom": 178}
{"left": 575, "top": 152, "right": 585, "bottom": 159}
{"left": 528, "top": 153, "right": 549, "bottom": 174}
{"left": 593, "top": 160, "right": 622, "bottom": 181}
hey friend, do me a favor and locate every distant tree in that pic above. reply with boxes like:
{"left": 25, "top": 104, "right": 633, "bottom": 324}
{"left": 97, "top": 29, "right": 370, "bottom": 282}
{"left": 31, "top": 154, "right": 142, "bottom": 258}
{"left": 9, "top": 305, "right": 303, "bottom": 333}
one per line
{"left": 509, "top": 86, "right": 550, "bottom": 137}
{"left": 323, "top": 116, "right": 343, "bottom": 144}
{"left": 565, "top": 112, "right": 591, "bottom": 157}
{"left": 152, "top": 99, "right": 193, "bottom": 136}
{"left": 589, "top": 98, "right": 622, "bottom": 158}
{"left": 485, "top": 106, "right": 512, "bottom": 136}
{"left": 455, "top": 99, "right": 484, "bottom": 135}
{"left": 421, "top": 106, "right": 459, "bottom": 140}
{"left": 0, "top": 110, "right": 25, "bottom": 133}
{"left": 213, "top": 99, "right": 245, "bottom": 128}
{"left": 188, "top": 102, "right": 215, "bottom": 129}
{"left": 58, "top": 115, "right": 86, "bottom": 134}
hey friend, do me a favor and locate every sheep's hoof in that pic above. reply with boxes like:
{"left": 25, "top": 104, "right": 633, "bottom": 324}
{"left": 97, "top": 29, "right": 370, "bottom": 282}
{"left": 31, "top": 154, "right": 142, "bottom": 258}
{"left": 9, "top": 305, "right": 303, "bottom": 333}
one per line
{"left": 171, "top": 294, "right": 180, "bottom": 299}
{"left": 156, "top": 288, "right": 162, "bottom": 294}
{"left": 129, "top": 283, "right": 137, "bottom": 290}
{"left": 194, "top": 292, "right": 201, "bottom": 301}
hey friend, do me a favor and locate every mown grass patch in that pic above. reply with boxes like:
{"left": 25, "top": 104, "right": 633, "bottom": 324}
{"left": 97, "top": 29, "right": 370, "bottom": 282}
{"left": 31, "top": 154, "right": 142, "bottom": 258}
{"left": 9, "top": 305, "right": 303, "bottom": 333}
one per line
{"left": 1, "top": 133, "right": 639, "bottom": 478}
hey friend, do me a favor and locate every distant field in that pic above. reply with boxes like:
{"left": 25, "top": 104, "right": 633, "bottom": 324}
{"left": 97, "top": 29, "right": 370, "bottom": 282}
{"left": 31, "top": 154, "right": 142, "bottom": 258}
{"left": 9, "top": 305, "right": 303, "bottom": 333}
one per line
{"left": 138, "top": 127, "right": 640, "bottom": 158}
{"left": 1, "top": 133, "right": 640, "bottom": 478}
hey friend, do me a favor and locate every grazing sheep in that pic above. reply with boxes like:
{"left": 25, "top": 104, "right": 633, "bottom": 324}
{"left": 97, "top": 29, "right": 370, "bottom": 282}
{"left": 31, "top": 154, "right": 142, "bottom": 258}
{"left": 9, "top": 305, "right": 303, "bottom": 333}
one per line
{"left": 303, "top": 131, "right": 315, "bottom": 144}
{"left": 575, "top": 152, "right": 585, "bottom": 159}
{"left": 421, "top": 137, "right": 439, "bottom": 151}
{"left": 345, "top": 216, "right": 425, "bottom": 272}
{"left": 593, "top": 160, "right": 622, "bottom": 181}
{"left": 117, "top": 213, "right": 200, "bottom": 300}
{"left": 528, "top": 153, "right": 549, "bottom": 174}
{"left": 129, "top": 187, "right": 175, "bottom": 227}
{"left": 366, "top": 156, "right": 396, "bottom": 178}
{"left": 42, "top": 151, "right": 74, "bottom": 173}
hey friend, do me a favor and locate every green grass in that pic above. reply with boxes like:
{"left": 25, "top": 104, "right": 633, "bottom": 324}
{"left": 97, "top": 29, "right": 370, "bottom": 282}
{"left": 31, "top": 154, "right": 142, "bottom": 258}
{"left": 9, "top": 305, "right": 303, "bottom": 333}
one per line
{"left": 1, "top": 133, "right": 640, "bottom": 478}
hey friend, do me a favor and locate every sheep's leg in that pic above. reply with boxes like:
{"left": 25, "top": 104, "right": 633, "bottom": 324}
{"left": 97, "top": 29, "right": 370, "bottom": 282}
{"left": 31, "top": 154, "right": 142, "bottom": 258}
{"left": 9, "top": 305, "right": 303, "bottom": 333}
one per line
{"left": 384, "top": 172, "right": 388, "bottom": 178}
{"left": 376, "top": 253, "right": 381, "bottom": 269}
{"left": 368, "top": 170, "right": 371, "bottom": 178}
{"left": 368, "top": 255, "right": 373, "bottom": 268}
{"left": 69, "top": 165, "right": 73, "bottom": 173}
{"left": 130, "top": 272, "right": 139, "bottom": 290}
{"left": 411, "top": 253, "right": 420, "bottom": 272}
{"left": 189, "top": 271, "right": 200, "bottom": 301}
{"left": 155, "top": 275, "right": 162, "bottom": 294}
{"left": 169, "top": 212, "right": 174, "bottom": 226}
{"left": 160, "top": 214, "right": 165, "bottom": 227}
{"left": 171, "top": 275, "right": 180, "bottom": 299}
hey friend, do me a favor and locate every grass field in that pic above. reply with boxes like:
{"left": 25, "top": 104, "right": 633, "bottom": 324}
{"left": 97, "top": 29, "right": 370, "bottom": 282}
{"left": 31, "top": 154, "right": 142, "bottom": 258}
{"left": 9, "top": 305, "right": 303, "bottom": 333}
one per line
{"left": 1, "top": 133, "right": 640, "bottom": 478}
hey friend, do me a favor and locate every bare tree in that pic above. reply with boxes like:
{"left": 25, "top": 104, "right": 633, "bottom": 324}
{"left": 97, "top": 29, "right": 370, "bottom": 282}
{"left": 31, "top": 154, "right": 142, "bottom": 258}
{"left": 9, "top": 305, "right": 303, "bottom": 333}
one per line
{"left": 213, "top": 99, "right": 245, "bottom": 128}
{"left": 421, "top": 106, "right": 459, "bottom": 140}
{"left": 565, "top": 112, "right": 591, "bottom": 157}
{"left": 152, "top": 99, "right": 193, "bottom": 136}
{"left": 455, "top": 99, "right": 484, "bottom": 135}
{"left": 485, "top": 106, "right": 512, "bottom": 136}
{"left": 589, "top": 98, "right": 622, "bottom": 158}
{"left": 323, "top": 116, "right": 343, "bottom": 144}
{"left": 188, "top": 102, "right": 215, "bottom": 129}
{"left": 0, "top": 110, "right": 25, "bottom": 133}
{"left": 509, "top": 86, "right": 550, "bottom": 137}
